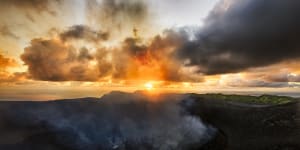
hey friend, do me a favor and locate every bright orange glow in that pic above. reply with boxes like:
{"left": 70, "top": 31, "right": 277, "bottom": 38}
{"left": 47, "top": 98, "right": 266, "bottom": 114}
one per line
{"left": 144, "top": 82, "right": 154, "bottom": 90}
{"left": 126, "top": 49, "right": 167, "bottom": 81}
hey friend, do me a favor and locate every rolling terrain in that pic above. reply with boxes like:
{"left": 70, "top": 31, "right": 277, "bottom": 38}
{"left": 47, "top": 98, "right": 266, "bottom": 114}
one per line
{"left": 0, "top": 92, "right": 298, "bottom": 150}
{"left": 185, "top": 94, "right": 300, "bottom": 150}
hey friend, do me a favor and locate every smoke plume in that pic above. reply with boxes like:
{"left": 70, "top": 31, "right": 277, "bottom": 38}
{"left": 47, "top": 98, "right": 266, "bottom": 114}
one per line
{"left": 0, "top": 92, "right": 217, "bottom": 150}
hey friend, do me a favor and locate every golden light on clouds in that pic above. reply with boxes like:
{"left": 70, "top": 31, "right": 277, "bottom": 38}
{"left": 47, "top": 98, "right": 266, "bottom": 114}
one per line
{"left": 0, "top": 0, "right": 300, "bottom": 100}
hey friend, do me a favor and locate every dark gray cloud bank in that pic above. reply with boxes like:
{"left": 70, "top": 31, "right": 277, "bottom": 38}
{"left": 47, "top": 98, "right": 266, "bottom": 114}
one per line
{"left": 176, "top": 0, "right": 300, "bottom": 75}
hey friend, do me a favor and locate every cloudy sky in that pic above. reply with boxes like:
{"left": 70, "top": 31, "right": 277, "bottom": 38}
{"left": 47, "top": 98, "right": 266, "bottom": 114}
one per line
{"left": 0, "top": 0, "right": 300, "bottom": 100}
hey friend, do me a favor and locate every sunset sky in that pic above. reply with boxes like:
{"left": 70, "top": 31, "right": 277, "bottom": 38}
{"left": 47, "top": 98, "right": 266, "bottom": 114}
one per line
{"left": 0, "top": 0, "right": 300, "bottom": 100}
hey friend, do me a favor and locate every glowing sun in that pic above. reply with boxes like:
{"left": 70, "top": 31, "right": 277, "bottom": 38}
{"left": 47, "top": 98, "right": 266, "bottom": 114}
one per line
{"left": 144, "top": 82, "right": 154, "bottom": 90}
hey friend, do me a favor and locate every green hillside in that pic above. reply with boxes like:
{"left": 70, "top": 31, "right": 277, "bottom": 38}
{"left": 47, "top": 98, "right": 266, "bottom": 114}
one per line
{"left": 194, "top": 93, "right": 297, "bottom": 105}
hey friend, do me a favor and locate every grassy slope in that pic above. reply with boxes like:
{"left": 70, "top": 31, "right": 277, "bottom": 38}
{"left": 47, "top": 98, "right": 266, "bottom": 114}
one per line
{"left": 189, "top": 96, "right": 300, "bottom": 150}
{"left": 193, "top": 93, "right": 297, "bottom": 105}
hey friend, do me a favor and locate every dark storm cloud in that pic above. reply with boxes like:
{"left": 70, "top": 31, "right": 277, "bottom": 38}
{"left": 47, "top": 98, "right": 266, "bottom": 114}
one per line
{"left": 59, "top": 25, "right": 109, "bottom": 43}
{"left": 176, "top": 0, "right": 300, "bottom": 75}
{"left": 0, "top": 0, "right": 61, "bottom": 15}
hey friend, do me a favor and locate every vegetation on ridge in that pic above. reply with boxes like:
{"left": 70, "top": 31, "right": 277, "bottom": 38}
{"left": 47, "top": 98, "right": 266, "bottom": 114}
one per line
{"left": 192, "top": 93, "right": 297, "bottom": 105}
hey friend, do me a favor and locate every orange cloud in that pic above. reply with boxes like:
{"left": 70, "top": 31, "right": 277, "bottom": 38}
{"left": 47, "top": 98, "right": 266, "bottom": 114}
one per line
{"left": 20, "top": 27, "right": 202, "bottom": 83}
{"left": 0, "top": 54, "right": 27, "bottom": 84}
{"left": 0, "top": 54, "right": 17, "bottom": 69}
